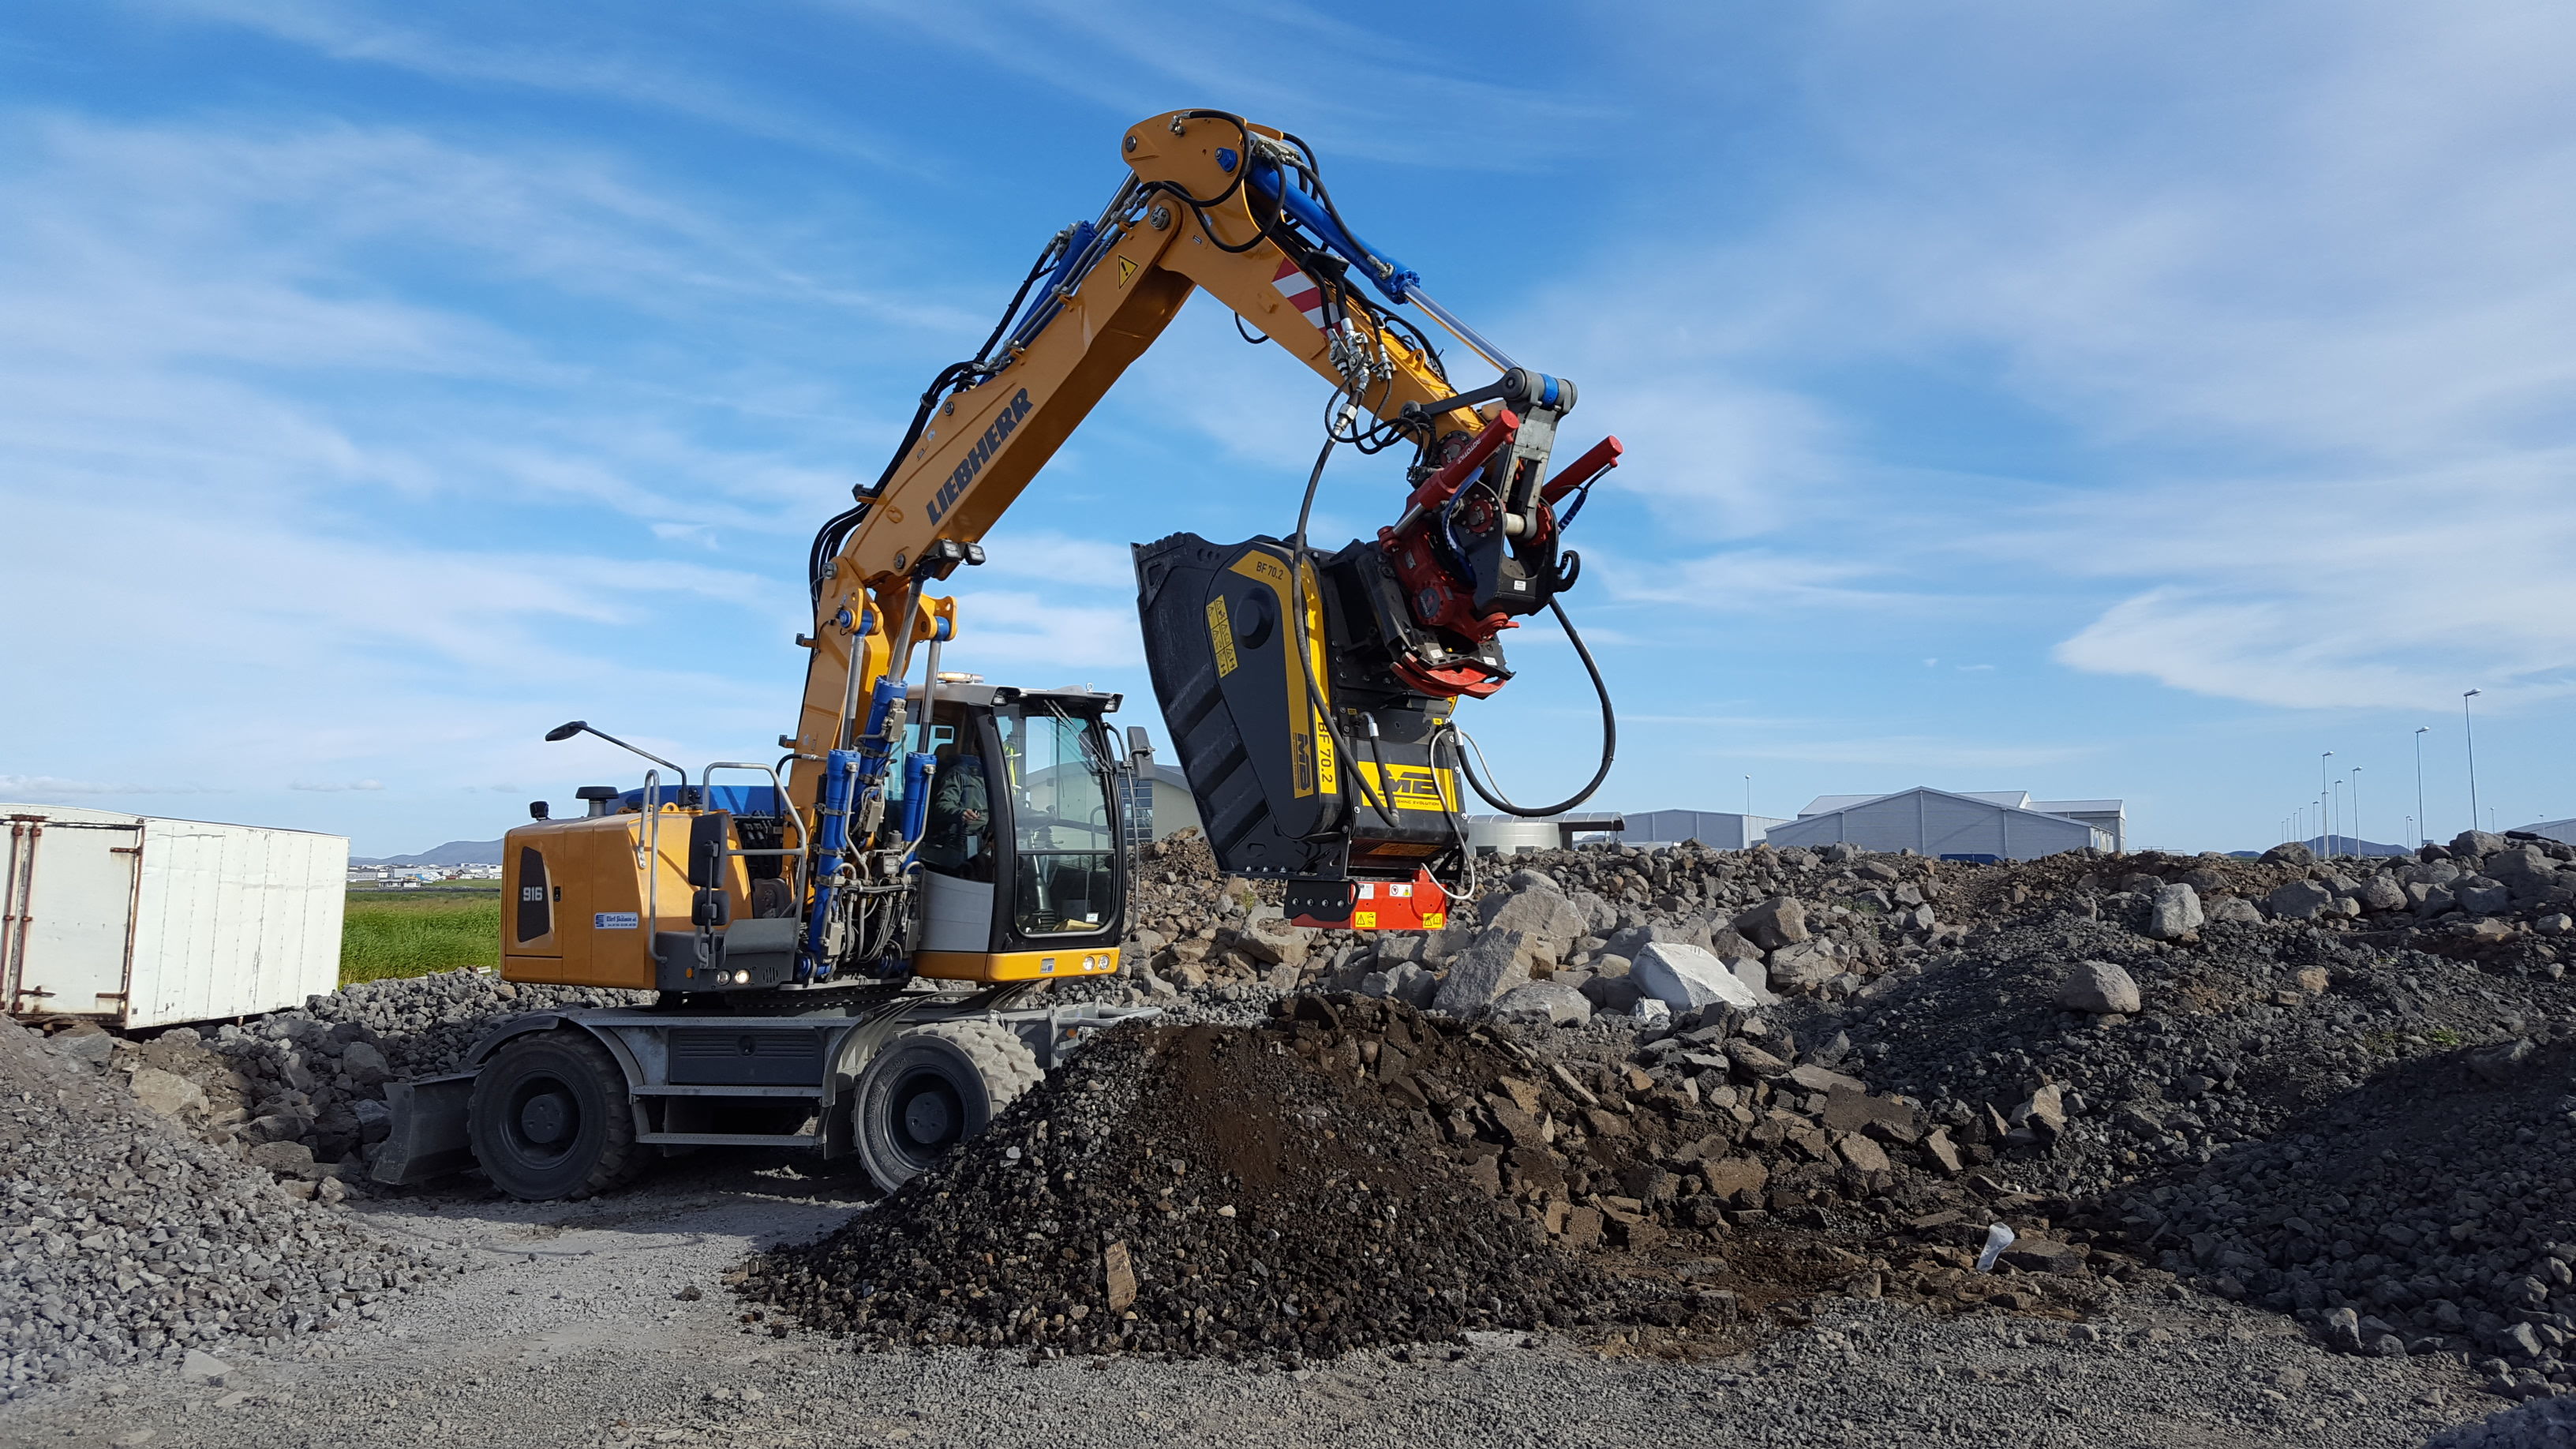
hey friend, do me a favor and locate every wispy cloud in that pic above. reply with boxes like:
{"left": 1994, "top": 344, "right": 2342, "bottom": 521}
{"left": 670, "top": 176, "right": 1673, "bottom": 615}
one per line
{"left": 159, "top": 0, "right": 904, "bottom": 166}
{"left": 291, "top": 780, "right": 385, "bottom": 792}
{"left": 0, "top": 776, "right": 229, "bottom": 796}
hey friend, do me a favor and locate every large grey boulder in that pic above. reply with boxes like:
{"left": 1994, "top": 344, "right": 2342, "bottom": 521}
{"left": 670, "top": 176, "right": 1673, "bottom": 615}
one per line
{"left": 2486, "top": 846, "right": 2566, "bottom": 903}
{"left": 1488, "top": 981, "right": 1591, "bottom": 1028}
{"left": 1578, "top": 972, "right": 1645, "bottom": 1013}
{"left": 2207, "top": 896, "right": 2263, "bottom": 925}
{"left": 2451, "top": 829, "right": 2508, "bottom": 858}
{"left": 2457, "top": 884, "right": 2511, "bottom": 916}
{"left": 2145, "top": 883, "right": 2203, "bottom": 940}
{"left": 2261, "top": 841, "right": 2316, "bottom": 866}
{"left": 1631, "top": 942, "right": 1762, "bottom": 1013}
{"left": 1765, "top": 939, "right": 1839, "bottom": 994}
{"left": 2355, "top": 874, "right": 2409, "bottom": 912}
{"left": 2265, "top": 879, "right": 2335, "bottom": 920}
{"left": 1480, "top": 886, "right": 1589, "bottom": 959}
{"left": 339, "top": 1040, "right": 391, "bottom": 1088}
{"left": 1362, "top": 960, "right": 1440, "bottom": 1010}
{"left": 2057, "top": 960, "right": 2141, "bottom": 1014}
{"left": 1430, "top": 930, "right": 1530, "bottom": 1015}
{"left": 128, "top": 1065, "right": 205, "bottom": 1118}
{"left": 1733, "top": 896, "right": 1810, "bottom": 949}
{"left": 1602, "top": 922, "right": 1694, "bottom": 962}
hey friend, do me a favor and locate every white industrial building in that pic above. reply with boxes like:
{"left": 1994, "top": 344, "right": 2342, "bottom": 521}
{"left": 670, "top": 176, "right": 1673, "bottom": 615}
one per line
{"left": 2513, "top": 817, "right": 2576, "bottom": 846}
{"left": 1465, "top": 812, "right": 1626, "bottom": 854}
{"left": 1762, "top": 788, "right": 2119, "bottom": 859}
{"left": 1611, "top": 809, "right": 1789, "bottom": 850}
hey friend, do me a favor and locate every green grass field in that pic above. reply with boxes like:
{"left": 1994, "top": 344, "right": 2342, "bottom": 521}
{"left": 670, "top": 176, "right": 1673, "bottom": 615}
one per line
{"left": 341, "top": 883, "right": 501, "bottom": 985}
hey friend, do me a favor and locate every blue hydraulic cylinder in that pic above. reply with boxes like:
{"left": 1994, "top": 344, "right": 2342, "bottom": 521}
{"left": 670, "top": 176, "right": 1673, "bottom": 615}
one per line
{"left": 899, "top": 752, "right": 936, "bottom": 842}
{"left": 799, "top": 747, "right": 863, "bottom": 978}
{"left": 1248, "top": 160, "right": 1419, "bottom": 304}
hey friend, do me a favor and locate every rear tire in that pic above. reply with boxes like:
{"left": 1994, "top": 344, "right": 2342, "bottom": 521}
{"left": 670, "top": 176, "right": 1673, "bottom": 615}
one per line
{"left": 851, "top": 1019, "right": 1040, "bottom": 1193}
{"left": 467, "top": 1031, "right": 642, "bottom": 1200}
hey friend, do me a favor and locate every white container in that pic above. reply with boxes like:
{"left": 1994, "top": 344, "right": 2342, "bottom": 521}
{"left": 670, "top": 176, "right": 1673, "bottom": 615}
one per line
{"left": 2, "top": 803, "right": 347, "bottom": 1028}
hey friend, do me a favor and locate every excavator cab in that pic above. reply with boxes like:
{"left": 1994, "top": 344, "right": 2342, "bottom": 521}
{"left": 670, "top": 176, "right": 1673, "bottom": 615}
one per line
{"left": 903, "top": 685, "right": 1127, "bottom": 983}
{"left": 498, "top": 685, "right": 1126, "bottom": 997}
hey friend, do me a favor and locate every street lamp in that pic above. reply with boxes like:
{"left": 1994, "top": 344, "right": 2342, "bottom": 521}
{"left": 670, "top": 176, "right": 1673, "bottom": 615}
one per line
{"left": 2463, "top": 690, "right": 2483, "bottom": 834}
{"left": 2351, "top": 766, "right": 2362, "bottom": 853}
{"left": 2332, "top": 780, "right": 2344, "bottom": 858}
{"left": 2413, "top": 726, "right": 2430, "bottom": 848}
{"left": 2321, "top": 751, "right": 2334, "bottom": 857}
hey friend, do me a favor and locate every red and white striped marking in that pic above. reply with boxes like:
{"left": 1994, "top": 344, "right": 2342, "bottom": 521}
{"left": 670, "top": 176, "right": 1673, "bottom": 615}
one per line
{"left": 1271, "top": 257, "right": 1327, "bottom": 331}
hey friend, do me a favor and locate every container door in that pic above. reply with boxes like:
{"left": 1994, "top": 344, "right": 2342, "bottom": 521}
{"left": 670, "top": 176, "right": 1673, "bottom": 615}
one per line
{"left": 3, "top": 818, "right": 140, "bottom": 1019}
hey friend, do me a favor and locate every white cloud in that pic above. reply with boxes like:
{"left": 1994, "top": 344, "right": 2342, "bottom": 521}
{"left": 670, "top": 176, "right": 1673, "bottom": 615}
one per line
{"left": 291, "top": 780, "right": 386, "bottom": 792}
{"left": 0, "top": 776, "right": 227, "bottom": 797}
{"left": 156, "top": 0, "right": 904, "bottom": 166}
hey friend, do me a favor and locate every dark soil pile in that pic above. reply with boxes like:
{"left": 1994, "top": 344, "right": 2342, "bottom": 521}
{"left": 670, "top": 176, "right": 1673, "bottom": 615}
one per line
{"left": 743, "top": 996, "right": 2114, "bottom": 1362}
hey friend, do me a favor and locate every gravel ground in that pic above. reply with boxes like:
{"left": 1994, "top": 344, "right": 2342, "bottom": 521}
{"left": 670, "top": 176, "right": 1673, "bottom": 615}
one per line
{"left": 0, "top": 1155, "right": 2494, "bottom": 1449}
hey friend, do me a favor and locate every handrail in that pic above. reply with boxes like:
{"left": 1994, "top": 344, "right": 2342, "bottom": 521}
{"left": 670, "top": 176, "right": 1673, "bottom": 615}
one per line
{"left": 701, "top": 762, "right": 810, "bottom": 904}
{"left": 641, "top": 769, "right": 661, "bottom": 929}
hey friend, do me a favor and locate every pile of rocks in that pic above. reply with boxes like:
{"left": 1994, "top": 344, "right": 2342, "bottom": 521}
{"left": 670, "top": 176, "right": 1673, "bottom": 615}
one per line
{"left": 1121, "top": 829, "right": 2573, "bottom": 1029}
{"left": 0, "top": 1020, "right": 466, "bottom": 1401}
{"left": 109, "top": 970, "right": 644, "bottom": 1184}
{"left": 743, "top": 994, "right": 2118, "bottom": 1363}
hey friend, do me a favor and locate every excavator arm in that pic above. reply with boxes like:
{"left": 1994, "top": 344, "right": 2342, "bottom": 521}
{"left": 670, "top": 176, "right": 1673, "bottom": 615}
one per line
{"left": 787, "top": 108, "right": 1620, "bottom": 960}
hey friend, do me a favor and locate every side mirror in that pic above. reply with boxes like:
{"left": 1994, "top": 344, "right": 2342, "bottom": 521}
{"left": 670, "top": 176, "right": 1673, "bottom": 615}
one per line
{"left": 1125, "top": 726, "right": 1153, "bottom": 766}
{"left": 685, "top": 811, "right": 732, "bottom": 889}
{"left": 528, "top": 801, "right": 550, "bottom": 821}
{"left": 544, "top": 721, "right": 586, "bottom": 743}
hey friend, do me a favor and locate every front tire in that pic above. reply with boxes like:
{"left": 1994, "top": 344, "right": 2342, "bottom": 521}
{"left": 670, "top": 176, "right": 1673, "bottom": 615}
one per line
{"left": 468, "top": 1031, "right": 642, "bottom": 1200}
{"left": 851, "top": 1020, "right": 1040, "bottom": 1193}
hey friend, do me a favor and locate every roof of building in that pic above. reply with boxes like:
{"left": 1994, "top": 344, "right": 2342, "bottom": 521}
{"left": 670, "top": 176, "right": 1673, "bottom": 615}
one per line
{"left": 1799, "top": 789, "right": 2039, "bottom": 817}
{"left": 2030, "top": 799, "right": 2125, "bottom": 815}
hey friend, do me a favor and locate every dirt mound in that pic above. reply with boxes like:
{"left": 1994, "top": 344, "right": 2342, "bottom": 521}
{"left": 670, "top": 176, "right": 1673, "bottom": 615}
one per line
{"left": 743, "top": 996, "right": 2112, "bottom": 1363}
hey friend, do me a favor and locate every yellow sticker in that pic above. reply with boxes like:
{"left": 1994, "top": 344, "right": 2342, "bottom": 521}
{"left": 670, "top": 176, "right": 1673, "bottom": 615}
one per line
{"left": 1421, "top": 911, "right": 1446, "bottom": 929}
{"left": 1207, "top": 596, "right": 1238, "bottom": 677}
{"left": 1354, "top": 761, "right": 1460, "bottom": 812}
{"left": 1353, "top": 911, "right": 1376, "bottom": 930}
{"left": 1117, "top": 256, "right": 1139, "bottom": 286}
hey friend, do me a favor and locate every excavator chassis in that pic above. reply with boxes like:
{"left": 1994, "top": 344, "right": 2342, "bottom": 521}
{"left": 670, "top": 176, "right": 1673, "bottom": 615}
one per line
{"left": 373, "top": 989, "right": 1155, "bottom": 1200}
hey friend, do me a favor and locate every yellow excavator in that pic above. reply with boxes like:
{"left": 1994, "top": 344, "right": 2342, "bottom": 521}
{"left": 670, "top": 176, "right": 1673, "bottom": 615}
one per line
{"left": 373, "top": 110, "right": 1622, "bottom": 1200}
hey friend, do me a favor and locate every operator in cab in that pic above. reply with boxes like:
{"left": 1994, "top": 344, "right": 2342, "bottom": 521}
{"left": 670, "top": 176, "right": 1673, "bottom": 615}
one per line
{"left": 920, "top": 742, "right": 995, "bottom": 881}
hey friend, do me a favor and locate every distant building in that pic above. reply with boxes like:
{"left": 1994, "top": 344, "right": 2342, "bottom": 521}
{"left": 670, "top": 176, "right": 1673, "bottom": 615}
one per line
{"left": 1612, "top": 810, "right": 1788, "bottom": 850}
{"left": 1119, "top": 762, "right": 1204, "bottom": 844}
{"left": 1464, "top": 812, "right": 1625, "bottom": 854}
{"left": 1764, "top": 787, "right": 2115, "bottom": 859}
{"left": 2513, "top": 817, "right": 2576, "bottom": 847}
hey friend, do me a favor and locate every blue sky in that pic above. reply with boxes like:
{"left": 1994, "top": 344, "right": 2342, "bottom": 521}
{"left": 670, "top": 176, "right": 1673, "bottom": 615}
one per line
{"left": 3, "top": 2, "right": 2570, "bottom": 856}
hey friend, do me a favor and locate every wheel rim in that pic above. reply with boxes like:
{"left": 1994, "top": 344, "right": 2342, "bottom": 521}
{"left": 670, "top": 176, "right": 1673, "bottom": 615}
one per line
{"left": 893, "top": 1069, "right": 964, "bottom": 1157}
{"left": 504, "top": 1076, "right": 581, "bottom": 1166}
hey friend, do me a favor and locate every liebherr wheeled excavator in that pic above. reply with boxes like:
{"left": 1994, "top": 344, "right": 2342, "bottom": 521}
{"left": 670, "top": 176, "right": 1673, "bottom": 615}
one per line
{"left": 373, "top": 110, "right": 1622, "bottom": 1200}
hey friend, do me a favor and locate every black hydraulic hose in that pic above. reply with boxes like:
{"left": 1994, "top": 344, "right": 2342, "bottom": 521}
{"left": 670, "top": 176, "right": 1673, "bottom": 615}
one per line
{"left": 1283, "top": 421, "right": 1398, "bottom": 830}
{"left": 1441, "top": 595, "right": 1617, "bottom": 818}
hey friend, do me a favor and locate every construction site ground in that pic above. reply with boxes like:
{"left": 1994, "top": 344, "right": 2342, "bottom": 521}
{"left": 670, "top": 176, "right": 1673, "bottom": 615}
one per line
{"left": 0, "top": 1152, "right": 2488, "bottom": 1449}
{"left": 13, "top": 831, "right": 2576, "bottom": 1447}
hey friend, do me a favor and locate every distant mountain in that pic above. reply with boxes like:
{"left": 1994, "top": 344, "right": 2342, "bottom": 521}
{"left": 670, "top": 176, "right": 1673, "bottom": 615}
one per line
{"left": 2225, "top": 835, "right": 2414, "bottom": 859}
{"left": 352, "top": 838, "right": 504, "bottom": 867}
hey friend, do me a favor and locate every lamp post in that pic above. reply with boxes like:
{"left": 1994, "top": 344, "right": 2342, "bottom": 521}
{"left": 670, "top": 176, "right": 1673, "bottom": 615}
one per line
{"left": 2413, "top": 726, "right": 2430, "bottom": 848}
{"left": 2351, "top": 766, "right": 2362, "bottom": 854}
{"left": 2332, "top": 781, "right": 2344, "bottom": 859}
{"left": 2463, "top": 690, "right": 2483, "bottom": 835}
{"left": 2321, "top": 751, "right": 2334, "bottom": 857}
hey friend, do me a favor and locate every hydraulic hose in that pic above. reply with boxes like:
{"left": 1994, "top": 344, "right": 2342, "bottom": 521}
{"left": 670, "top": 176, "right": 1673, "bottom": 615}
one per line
{"left": 1282, "top": 420, "right": 1398, "bottom": 831}
{"left": 1439, "top": 595, "right": 1617, "bottom": 818}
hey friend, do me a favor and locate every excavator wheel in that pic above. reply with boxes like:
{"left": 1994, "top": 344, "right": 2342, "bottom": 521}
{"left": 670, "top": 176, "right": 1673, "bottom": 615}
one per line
{"left": 466, "top": 1030, "right": 644, "bottom": 1201}
{"left": 851, "top": 1020, "right": 1041, "bottom": 1193}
